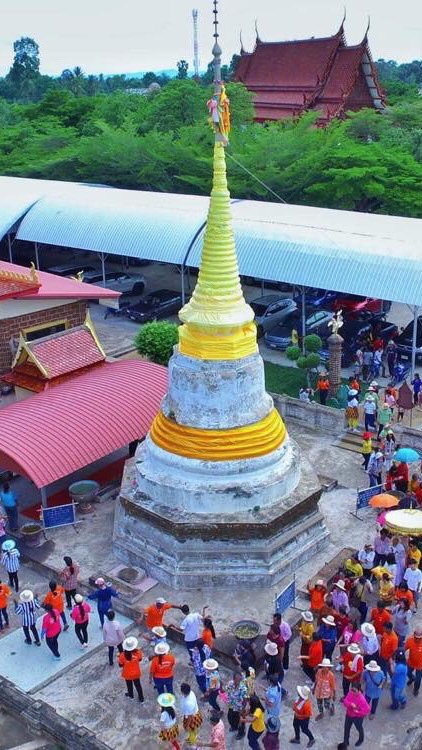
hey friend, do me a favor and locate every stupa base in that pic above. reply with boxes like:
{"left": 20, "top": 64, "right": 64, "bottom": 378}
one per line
{"left": 113, "top": 458, "right": 329, "bottom": 589}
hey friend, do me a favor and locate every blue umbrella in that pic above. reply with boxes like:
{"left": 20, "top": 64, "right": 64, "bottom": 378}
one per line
{"left": 394, "top": 448, "right": 420, "bottom": 463}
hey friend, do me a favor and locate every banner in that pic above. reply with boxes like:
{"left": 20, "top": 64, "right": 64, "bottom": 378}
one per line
{"left": 42, "top": 503, "right": 76, "bottom": 530}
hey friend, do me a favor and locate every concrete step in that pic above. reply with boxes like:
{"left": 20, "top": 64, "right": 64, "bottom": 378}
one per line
{"left": 7, "top": 740, "right": 53, "bottom": 750}
{"left": 333, "top": 429, "right": 381, "bottom": 454}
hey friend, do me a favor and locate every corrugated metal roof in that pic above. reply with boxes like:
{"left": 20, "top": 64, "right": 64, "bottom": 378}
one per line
{"left": 0, "top": 359, "right": 167, "bottom": 487}
{"left": 3, "top": 176, "right": 422, "bottom": 305}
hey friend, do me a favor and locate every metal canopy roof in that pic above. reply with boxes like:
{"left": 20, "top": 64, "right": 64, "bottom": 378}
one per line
{"left": 2, "top": 175, "right": 421, "bottom": 306}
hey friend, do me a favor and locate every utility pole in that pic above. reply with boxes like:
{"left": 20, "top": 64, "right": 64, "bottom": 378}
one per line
{"left": 192, "top": 8, "right": 200, "bottom": 79}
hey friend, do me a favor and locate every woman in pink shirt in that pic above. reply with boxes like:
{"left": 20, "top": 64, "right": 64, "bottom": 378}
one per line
{"left": 70, "top": 594, "right": 92, "bottom": 648}
{"left": 197, "top": 711, "right": 226, "bottom": 750}
{"left": 342, "top": 684, "right": 370, "bottom": 747}
{"left": 41, "top": 604, "right": 62, "bottom": 659}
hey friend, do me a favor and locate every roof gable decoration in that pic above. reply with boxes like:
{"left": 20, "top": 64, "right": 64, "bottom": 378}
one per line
{"left": 0, "top": 262, "right": 41, "bottom": 300}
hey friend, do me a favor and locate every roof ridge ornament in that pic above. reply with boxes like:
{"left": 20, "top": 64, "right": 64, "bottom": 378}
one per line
{"left": 0, "top": 262, "right": 40, "bottom": 287}
{"left": 240, "top": 31, "right": 246, "bottom": 55}
{"left": 362, "top": 15, "right": 370, "bottom": 44}
{"left": 255, "top": 19, "right": 262, "bottom": 44}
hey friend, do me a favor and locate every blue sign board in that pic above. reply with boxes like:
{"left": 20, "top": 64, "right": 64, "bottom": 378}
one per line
{"left": 275, "top": 579, "right": 296, "bottom": 614}
{"left": 356, "top": 484, "right": 384, "bottom": 511}
{"left": 42, "top": 503, "right": 76, "bottom": 529}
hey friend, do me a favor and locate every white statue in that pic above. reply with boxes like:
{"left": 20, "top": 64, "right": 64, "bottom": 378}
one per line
{"left": 328, "top": 309, "right": 344, "bottom": 335}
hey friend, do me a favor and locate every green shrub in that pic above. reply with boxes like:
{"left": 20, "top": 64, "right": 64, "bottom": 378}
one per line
{"left": 303, "top": 334, "right": 322, "bottom": 353}
{"left": 285, "top": 345, "right": 301, "bottom": 361}
{"left": 134, "top": 321, "right": 179, "bottom": 365}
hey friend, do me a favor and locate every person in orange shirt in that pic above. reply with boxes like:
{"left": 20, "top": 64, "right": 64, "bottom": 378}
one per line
{"left": 290, "top": 685, "right": 315, "bottom": 746}
{"left": 0, "top": 579, "right": 11, "bottom": 630}
{"left": 202, "top": 614, "right": 216, "bottom": 650}
{"left": 149, "top": 642, "right": 176, "bottom": 695}
{"left": 299, "top": 633, "right": 323, "bottom": 684}
{"left": 118, "top": 636, "right": 144, "bottom": 702}
{"left": 394, "top": 583, "right": 414, "bottom": 609}
{"left": 142, "top": 597, "right": 182, "bottom": 630}
{"left": 341, "top": 643, "right": 364, "bottom": 697}
{"left": 378, "top": 622, "right": 398, "bottom": 679}
{"left": 43, "top": 580, "right": 69, "bottom": 630}
{"left": 405, "top": 626, "right": 422, "bottom": 696}
{"left": 370, "top": 601, "right": 392, "bottom": 636}
{"left": 307, "top": 579, "right": 327, "bottom": 615}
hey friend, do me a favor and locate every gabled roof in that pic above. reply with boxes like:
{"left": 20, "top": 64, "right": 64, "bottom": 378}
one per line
{"left": 0, "top": 260, "right": 120, "bottom": 301}
{"left": 3, "top": 315, "right": 106, "bottom": 392}
{"left": 0, "top": 263, "right": 41, "bottom": 300}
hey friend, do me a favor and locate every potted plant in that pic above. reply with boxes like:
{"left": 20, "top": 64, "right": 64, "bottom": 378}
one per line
{"left": 69, "top": 480, "right": 100, "bottom": 514}
{"left": 20, "top": 521, "right": 44, "bottom": 547}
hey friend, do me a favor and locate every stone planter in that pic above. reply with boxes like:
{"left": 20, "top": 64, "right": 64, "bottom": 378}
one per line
{"left": 69, "top": 480, "right": 100, "bottom": 514}
{"left": 20, "top": 522, "right": 44, "bottom": 547}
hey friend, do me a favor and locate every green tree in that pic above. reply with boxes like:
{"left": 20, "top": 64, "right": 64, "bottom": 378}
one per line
{"left": 176, "top": 60, "right": 189, "bottom": 80}
{"left": 142, "top": 72, "right": 159, "bottom": 87}
{"left": 7, "top": 37, "right": 40, "bottom": 101}
{"left": 140, "top": 79, "right": 204, "bottom": 132}
{"left": 134, "top": 321, "right": 179, "bottom": 365}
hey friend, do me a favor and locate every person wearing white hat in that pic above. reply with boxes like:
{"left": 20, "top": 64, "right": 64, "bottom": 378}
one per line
{"left": 317, "top": 615, "right": 337, "bottom": 660}
{"left": 88, "top": 578, "right": 119, "bottom": 628}
{"left": 203, "top": 658, "right": 221, "bottom": 712}
{"left": 14, "top": 589, "right": 41, "bottom": 646}
{"left": 299, "top": 612, "right": 315, "bottom": 665}
{"left": 314, "top": 658, "right": 336, "bottom": 721}
{"left": 367, "top": 448, "right": 384, "bottom": 488}
{"left": 157, "top": 693, "right": 180, "bottom": 749}
{"left": 346, "top": 389, "right": 359, "bottom": 432}
{"left": 331, "top": 581, "right": 350, "bottom": 613}
{"left": 118, "top": 637, "right": 144, "bottom": 702}
{"left": 341, "top": 643, "right": 364, "bottom": 697}
{"left": 290, "top": 686, "right": 315, "bottom": 746}
{"left": 70, "top": 594, "right": 92, "bottom": 648}
{"left": 360, "top": 622, "right": 380, "bottom": 664}
{"left": 1, "top": 539, "right": 20, "bottom": 592}
{"left": 362, "top": 660, "right": 385, "bottom": 718}
{"left": 150, "top": 642, "right": 175, "bottom": 695}
{"left": 142, "top": 597, "right": 182, "bottom": 631}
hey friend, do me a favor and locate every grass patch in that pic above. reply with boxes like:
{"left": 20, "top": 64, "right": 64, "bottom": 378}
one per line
{"left": 264, "top": 361, "right": 308, "bottom": 397}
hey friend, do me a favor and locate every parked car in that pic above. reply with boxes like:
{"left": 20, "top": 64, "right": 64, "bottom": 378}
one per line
{"left": 293, "top": 288, "right": 340, "bottom": 309}
{"left": 125, "top": 289, "right": 187, "bottom": 323}
{"left": 332, "top": 295, "right": 391, "bottom": 317}
{"left": 241, "top": 276, "right": 293, "bottom": 292}
{"left": 264, "top": 309, "right": 333, "bottom": 350}
{"left": 249, "top": 295, "right": 298, "bottom": 336}
{"left": 47, "top": 262, "right": 98, "bottom": 278}
{"left": 395, "top": 317, "right": 422, "bottom": 363}
{"left": 83, "top": 270, "right": 146, "bottom": 296}
{"left": 319, "top": 319, "right": 398, "bottom": 366}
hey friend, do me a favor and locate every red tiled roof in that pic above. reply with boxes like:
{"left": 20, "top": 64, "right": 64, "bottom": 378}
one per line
{"left": 0, "top": 359, "right": 168, "bottom": 487}
{"left": 0, "top": 279, "right": 41, "bottom": 300}
{"left": 28, "top": 326, "right": 105, "bottom": 379}
{"left": 318, "top": 45, "right": 364, "bottom": 100}
{"left": 0, "top": 261, "right": 120, "bottom": 301}
{"left": 2, "top": 360, "right": 105, "bottom": 393}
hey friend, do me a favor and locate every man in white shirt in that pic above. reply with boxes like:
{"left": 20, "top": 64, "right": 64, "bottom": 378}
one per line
{"left": 180, "top": 604, "right": 203, "bottom": 659}
{"left": 404, "top": 560, "right": 422, "bottom": 611}
{"left": 358, "top": 544, "right": 375, "bottom": 579}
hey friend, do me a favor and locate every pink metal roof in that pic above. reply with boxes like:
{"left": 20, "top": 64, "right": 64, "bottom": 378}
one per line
{"left": 0, "top": 359, "right": 167, "bottom": 487}
{"left": 0, "top": 261, "right": 120, "bottom": 300}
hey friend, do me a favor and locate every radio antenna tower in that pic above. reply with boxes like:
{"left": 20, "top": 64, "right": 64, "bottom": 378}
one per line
{"left": 192, "top": 8, "right": 200, "bottom": 79}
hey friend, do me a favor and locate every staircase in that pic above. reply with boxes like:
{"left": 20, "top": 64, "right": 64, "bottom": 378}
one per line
{"left": 334, "top": 428, "right": 380, "bottom": 455}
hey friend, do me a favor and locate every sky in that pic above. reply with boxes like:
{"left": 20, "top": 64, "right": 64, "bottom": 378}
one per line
{"left": 1, "top": 0, "right": 421, "bottom": 77}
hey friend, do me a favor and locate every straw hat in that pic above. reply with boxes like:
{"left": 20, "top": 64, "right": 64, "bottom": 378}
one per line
{"left": 322, "top": 615, "right": 336, "bottom": 626}
{"left": 157, "top": 693, "right": 175, "bottom": 708}
{"left": 361, "top": 623, "right": 376, "bottom": 638}
{"left": 264, "top": 642, "right": 279, "bottom": 656}
{"left": 302, "top": 611, "right": 314, "bottom": 623}
{"left": 318, "top": 658, "right": 333, "bottom": 668}
{"left": 365, "top": 660, "right": 381, "bottom": 672}
{"left": 156, "top": 597, "right": 167, "bottom": 605}
{"left": 122, "top": 636, "right": 138, "bottom": 652}
{"left": 334, "top": 580, "right": 346, "bottom": 591}
{"left": 154, "top": 642, "right": 170, "bottom": 656}
{"left": 95, "top": 577, "right": 105, "bottom": 586}
{"left": 152, "top": 626, "right": 166, "bottom": 638}
{"left": 316, "top": 579, "right": 324, "bottom": 587}
{"left": 19, "top": 590, "right": 33, "bottom": 603}
{"left": 1, "top": 539, "right": 16, "bottom": 552}
{"left": 347, "top": 644, "right": 361, "bottom": 654}
{"left": 74, "top": 594, "right": 83, "bottom": 603}
{"left": 203, "top": 658, "right": 219, "bottom": 671}
{"left": 297, "top": 685, "right": 311, "bottom": 700}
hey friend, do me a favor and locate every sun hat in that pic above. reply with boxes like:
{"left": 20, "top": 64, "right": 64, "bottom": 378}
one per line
{"left": 95, "top": 577, "right": 105, "bottom": 586}
{"left": 334, "top": 580, "right": 346, "bottom": 591}
{"left": 74, "top": 594, "right": 83, "bottom": 603}
{"left": 348, "top": 389, "right": 358, "bottom": 396}
{"left": 322, "top": 615, "right": 336, "bottom": 626}
{"left": 19, "top": 589, "right": 34, "bottom": 603}
{"left": 203, "top": 658, "right": 219, "bottom": 671}
{"left": 157, "top": 693, "right": 176, "bottom": 708}
{"left": 302, "top": 611, "right": 314, "bottom": 623}
{"left": 156, "top": 597, "right": 167, "bottom": 604}
{"left": 318, "top": 658, "right": 333, "bottom": 668}
{"left": 122, "top": 636, "right": 138, "bottom": 651}
{"left": 266, "top": 716, "right": 281, "bottom": 733}
{"left": 414, "top": 626, "right": 422, "bottom": 638}
{"left": 375, "top": 451, "right": 384, "bottom": 459}
{"left": 365, "top": 660, "right": 381, "bottom": 672}
{"left": 316, "top": 579, "right": 324, "bottom": 586}
{"left": 1, "top": 539, "right": 16, "bottom": 551}
{"left": 264, "top": 641, "right": 279, "bottom": 656}
{"left": 154, "top": 642, "right": 170, "bottom": 656}
{"left": 152, "top": 626, "right": 167, "bottom": 638}
{"left": 347, "top": 643, "right": 361, "bottom": 654}
{"left": 297, "top": 685, "right": 311, "bottom": 700}
{"left": 361, "top": 623, "right": 376, "bottom": 637}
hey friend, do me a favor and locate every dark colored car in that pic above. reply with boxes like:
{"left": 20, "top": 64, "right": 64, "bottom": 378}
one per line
{"left": 125, "top": 289, "right": 187, "bottom": 323}
{"left": 395, "top": 317, "right": 422, "bottom": 363}
{"left": 293, "top": 288, "right": 341, "bottom": 309}
{"left": 332, "top": 295, "right": 391, "bottom": 317}
{"left": 264, "top": 309, "right": 334, "bottom": 350}
{"left": 319, "top": 319, "right": 398, "bottom": 366}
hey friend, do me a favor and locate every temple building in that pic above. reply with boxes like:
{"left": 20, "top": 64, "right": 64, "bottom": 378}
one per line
{"left": 234, "top": 20, "right": 385, "bottom": 124}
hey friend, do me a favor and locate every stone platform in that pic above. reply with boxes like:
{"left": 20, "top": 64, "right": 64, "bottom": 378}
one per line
{"left": 113, "top": 456, "right": 329, "bottom": 588}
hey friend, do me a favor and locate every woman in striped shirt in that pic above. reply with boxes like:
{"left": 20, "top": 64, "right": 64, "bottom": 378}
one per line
{"left": 1, "top": 539, "right": 20, "bottom": 592}
{"left": 59, "top": 556, "right": 80, "bottom": 609}
{"left": 14, "top": 589, "right": 41, "bottom": 645}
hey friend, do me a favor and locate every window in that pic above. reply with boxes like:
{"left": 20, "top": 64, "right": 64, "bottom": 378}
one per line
{"left": 24, "top": 319, "right": 68, "bottom": 342}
